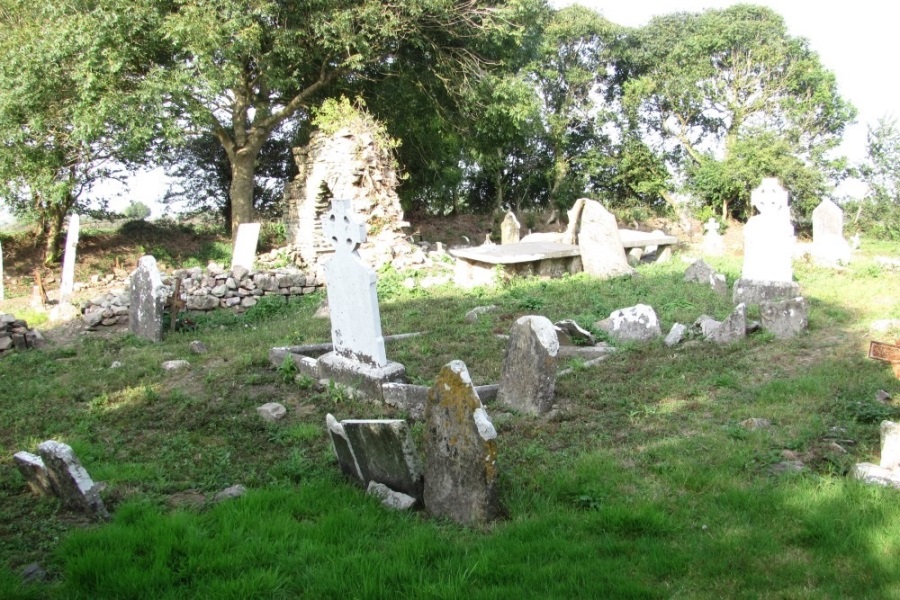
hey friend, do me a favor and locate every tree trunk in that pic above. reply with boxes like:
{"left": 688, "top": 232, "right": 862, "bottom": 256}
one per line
{"left": 229, "top": 148, "right": 260, "bottom": 239}
{"left": 43, "top": 205, "right": 66, "bottom": 265}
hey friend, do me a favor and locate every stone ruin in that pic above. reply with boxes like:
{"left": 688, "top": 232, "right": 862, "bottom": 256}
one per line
{"left": 282, "top": 114, "right": 423, "bottom": 274}
{"left": 0, "top": 313, "right": 44, "bottom": 354}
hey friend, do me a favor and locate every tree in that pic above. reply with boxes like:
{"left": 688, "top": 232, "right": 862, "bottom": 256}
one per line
{"left": 123, "top": 201, "right": 152, "bottom": 220}
{"left": 853, "top": 116, "right": 900, "bottom": 239}
{"left": 149, "top": 0, "right": 533, "bottom": 236}
{"left": 614, "top": 5, "right": 855, "bottom": 219}
{"left": 0, "top": 0, "right": 166, "bottom": 262}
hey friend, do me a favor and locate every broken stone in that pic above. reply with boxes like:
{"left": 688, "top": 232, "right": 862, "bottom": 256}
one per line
{"left": 162, "top": 360, "right": 190, "bottom": 371}
{"left": 759, "top": 297, "right": 809, "bottom": 339}
{"left": 37, "top": 440, "right": 108, "bottom": 520}
{"left": 213, "top": 484, "right": 247, "bottom": 503}
{"left": 464, "top": 305, "right": 497, "bottom": 324}
{"left": 257, "top": 402, "right": 287, "bottom": 422}
{"left": 852, "top": 463, "right": 900, "bottom": 489}
{"left": 13, "top": 452, "right": 54, "bottom": 495}
{"left": 424, "top": 361, "right": 500, "bottom": 525}
{"left": 326, "top": 415, "right": 362, "bottom": 481}
{"left": 129, "top": 255, "right": 167, "bottom": 342}
{"left": 705, "top": 303, "right": 747, "bottom": 344}
{"left": 189, "top": 340, "right": 208, "bottom": 354}
{"left": 366, "top": 481, "right": 418, "bottom": 511}
{"left": 597, "top": 304, "right": 662, "bottom": 343}
{"left": 664, "top": 323, "right": 687, "bottom": 347}
{"left": 553, "top": 319, "right": 595, "bottom": 346}
{"left": 771, "top": 460, "right": 805, "bottom": 474}
{"left": 497, "top": 316, "right": 559, "bottom": 415}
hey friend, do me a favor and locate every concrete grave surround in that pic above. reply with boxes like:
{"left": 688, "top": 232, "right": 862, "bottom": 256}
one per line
{"left": 500, "top": 211, "right": 520, "bottom": 245}
{"left": 37, "top": 440, "right": 108, "bottom": 520}
{"left": 59, "top": 213, "right": 80, "bottom": 304}
{"left": 702, "top": 218, "right": 725, "bottom": 256}
{"left": 734, "top": 179, "right": 798, "bottom": 304}
{"left": 759, "top": 297, "right": 809, "bottom": 339}
{"left": 326, "top": 415, "right": 424, "bottom": 500}
{"left": 424, "top": 360, "right": 500, "bottom": 525}
{"left": 230, "top": 222, "right": 261, "bottom": 271}
{"left": 129, "top": 255, "right": 167, "bottom": 342}
{"left": 497, "top": 315, "right": 559, "bottom": 415}
{"left": 576, "top": 199, "right": 634, "bottom": 278}
{"left": 811, "top": 199, "right": 851, "bottom": 266}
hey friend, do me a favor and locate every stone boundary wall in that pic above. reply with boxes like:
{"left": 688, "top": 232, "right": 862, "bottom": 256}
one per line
{"left": 82, "top": 264, "right": 323, "bottom": 329}
{"left": 0, "top": 314, "right": 45, "bottom": 354}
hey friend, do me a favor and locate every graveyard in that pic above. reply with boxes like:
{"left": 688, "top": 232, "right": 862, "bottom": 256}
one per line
{"left": 0, "top": 202, "right": 899, "bottom": 597}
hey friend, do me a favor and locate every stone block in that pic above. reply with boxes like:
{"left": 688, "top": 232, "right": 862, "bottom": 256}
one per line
{"left": 732, "top": 279, "right": 801, "bottom": 306}
{"left": 760, "top": 297, "right": 809, "bottom": 339}
{"left": 706, "top": 303, "right": 747, "bottom": 344}
{"left": 598, "top": 304, "right": 662, "bottom": 343}
{"left": 13, "top": 452, "right": 54, "bottom": 495}
{"left": 37, "top": 440, "right": 108, "bottom": 520}
{"left": 497, "top": 316, "right": 559, "bottom": 415}
{"left": 366, "top": 481, "right": 417, "bottom": 510}
{"left": 317, "top": 351, "right": 406, "bottom": 402}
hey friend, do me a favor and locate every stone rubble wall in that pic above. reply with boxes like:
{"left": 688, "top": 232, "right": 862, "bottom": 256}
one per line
{"left": 0, "top": 314, "right": 44, "bottom": 354}
{"left": 81, "top": 264, "right": 324, "bottom": 329}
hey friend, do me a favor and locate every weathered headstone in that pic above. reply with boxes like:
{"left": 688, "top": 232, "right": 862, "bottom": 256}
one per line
{"left": 596, "top": 304, "right": 662, "bottom": 343}
{"left": 58, "top": 213, "right": 80, "bottom": 304}
{"left": 316, "top": 199, "right": 405, "bottom": 398}
{"left": 500, "top": 212, "right": 520, "bottom": 245}
{"left": 576, "top": 199, "right": 634, "bottom": 278}
{"left": 230, "top": 222, "right": 261, "bottom": 271}
{"left": 13, "top": 452, "right": 54, "bottom": 495}
{"left": 811, "top": 199, "right": 851, "bottom": 266}
{"left": 497, "top": 316, "right": 559, "bottom": 415}
{"left": 37, "top": 440, "right": 108, "bottom": 520}
{"left": 342, "top": 419, "right": 423, "bottom": 499}
{"left": 705, "top": 303, "right": 747, "bottom": 344}
{"left": 424, "top": 360, "right": 500, "bottom": 525}
{"left": 759, "top": 297, "right": 809, "bottom": 339}
{"left": 733, "top": 179, "right": 799, "bottom": 304}
{"left": 129, "top": 255, "right": 167, "bottom": 342}
{"left": 702, "top": 218, "right": 725, "bottom": 256}
{"left": 684, "top": 259, "right": 728, "bottom": 296}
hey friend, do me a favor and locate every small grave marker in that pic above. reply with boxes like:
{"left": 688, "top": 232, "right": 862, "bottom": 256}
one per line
{"left": 59, "top": 214, "right": 80, "bottom": 304}
{"left": 231, "top": 222, "right": 261, "bottom": 271}
{"left": 129, "top": 255, "right": 167, "bottom": 342}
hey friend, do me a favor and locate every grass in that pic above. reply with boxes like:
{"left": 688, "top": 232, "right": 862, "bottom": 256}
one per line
{"left": 1, "top": 241, "right": 899, "bottom": 598}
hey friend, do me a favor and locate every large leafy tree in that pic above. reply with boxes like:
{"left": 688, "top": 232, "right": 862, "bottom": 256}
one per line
{"left": 151, "top": 0, "right": 534, "bottom": 235}
{"left": 615, "top": 4, "right": 855, "bottom": 220}
{"left": 853, "top": 116, "right": 900, "bottom": 239}
{"left": 0, "top": 0, "right": 166, "bottom": 262}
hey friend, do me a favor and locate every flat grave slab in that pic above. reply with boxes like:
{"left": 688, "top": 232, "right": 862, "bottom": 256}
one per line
{"left": 617, "top": 229, "right": 679, "bottom": 249}
{"left": 449, "top": 242, "right": 581, "bottom": 265}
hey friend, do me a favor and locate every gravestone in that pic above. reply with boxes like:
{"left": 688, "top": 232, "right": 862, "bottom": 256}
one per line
{"left": 684, "top": 259, "right": 728, "bottom": 296}
{"left": 58, "top": 213, "right": 80, "bottom": 304}
{"left": 702, "top": 218, "right": 725, "bottom": 256}
{"left": 596, "top": 304, "right": 662, "bottom": 343}
{"left": 853, "top": 420, "right": 900, "bottom": 488}
{"left": 733, "top": 179, "right": 799, "bottom": 305}
{"left": 759, "top": 297, "right": 809, "bottom": 339}
{"left": 576, "top": 199, "right": 634, "bottom": 278}
{"left": 13, "top": 452, "right": 54, "bottom": 495}
{"left": 705, "top": 303, "right": 747, "bottom": 344}
{"left": 231, "top": 222, "right": 261, "bottom": 271}
{"left": 497, "top": 316, "right": 559, "bottom": 415}
{"left": 811, "top": 199, "right": 851, "bottom": 266}
{"left": 37, "top": 440, "right": 108, "bottom": 520}
{"left": 329, "top": 417, "right": 424, "bottom": 500}
{"left": 424, "top": 360, "right": 500, "bottom": 525}
{"left": 500, "top": 211, "right": 520, "bottom": 245}
{"left": 129, "top": 255, "right": 167, "bottom": 342}
{"left": 316, "top": 199, "right": 405, "bottom": 398}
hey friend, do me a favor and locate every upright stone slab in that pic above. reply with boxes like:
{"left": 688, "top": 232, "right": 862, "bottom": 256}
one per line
{"left": 424, "top": 360, "right": 500, "bottom": 525}
{"left": 702, "top": 218, "right": 725, "bottom": 256}
{"left": 230, "top": 222, "right": 261, "bottom": 271}
{"left": 37, "top": 440, "right": 108, "bottom": 520}
{"left": 129, "top": 255, "right": 166, "bottom": 342}
{"left": 759, "top": 297, "right": 809, "bottom": 339}
{"left": 317, "top": 199, "right": 405, "bottom": 398}
{"left": 811, "top": 199, "right": 851, "bottom": 266}
{"left": 576, "top": 199, "right": 634, "bottom": 278}
{"left": 500, "top": 211, "right": 520, "bottom": 245}
{"left": 341, "top": 419, "right": 423, "bottom": 500}
{"left": 58, "top": 213, "right": 80, "bottom": 304}
{"left": 497, "top": 316, "right": 559, "bottom": 415}
{"left": 733, "top": 179, "right": 799, "bottom": 304}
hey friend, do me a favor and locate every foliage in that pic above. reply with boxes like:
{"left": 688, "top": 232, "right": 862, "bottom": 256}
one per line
{"left": 851, "top": 116, "right": 900, "bottom": 239}
{"left": 123, "top": 201, "right": 151, "bottom": 220}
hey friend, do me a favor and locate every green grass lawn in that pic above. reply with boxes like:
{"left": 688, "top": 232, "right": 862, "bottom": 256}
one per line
{"left": 1, "top": 242, "right": 899, "bottom": 598}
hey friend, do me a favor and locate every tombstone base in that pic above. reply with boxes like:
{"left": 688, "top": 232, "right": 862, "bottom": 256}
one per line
{"left": 732, "top": 278, "right": 800, "bottom": 306}
{"left": 317, "top": 352, "right": 406, "bottom": 401}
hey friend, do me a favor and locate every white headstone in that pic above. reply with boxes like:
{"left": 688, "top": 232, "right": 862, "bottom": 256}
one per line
{"left": 741, "top": 179, "right": 793, "bottom": 282}
{"left": 58, "top": 214, "right": 80, "bottom": 304}
{"left": 702, "top": 218, "right": 725, "bottom": 256}
{"left": 576, "top": 199, "right": 634, "bottom": 278}
{"left": 500, "top": 212, "right": 520, "bottom": 245}
{"left": 322, "top": 199, "right": 387, "bottom": 367}
{"left": 811, "top": 199, "right": 851, "bottom": 266}
{"left": 231, "top": 222, "right": 261, "bottom": 271}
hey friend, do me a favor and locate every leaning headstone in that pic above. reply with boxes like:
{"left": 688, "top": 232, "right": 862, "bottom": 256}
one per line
{"left": 705, "top": 303, "right": 747, "bottom": 344}
{"left": 230, "top": 222, "right": 261, "bottom": 271}
{"left": 37, "top": 440, "right": 108, "bottom": 520}
{"left": 733, "top": 179, "right": 799, "bottom": 304}
{"left": 759, "top": 297, "right": 809, "bottom": 339}
{"left": 596, "top": 304, "right": 662, "bottom": 343}
{"left": 129, "top": 255, "right": 166, "bottom": 342}
{"left": 326, "top": 414, "right": 362, "bottom": 481}
{"left": 811, "top": 199, "right": 851, "bottom": 266}
{"left": 340, "top": 419, "right": 424, "bottom": 500}
{"left": 316, "top": 199, "right": 405, "bottom": 398}
{"left": 702, "top": 218, "right": 725, "bottom": 256}
{"left": 58, "top": 213, "right": 80, "bottom": 304}
{"left": 500, "top": 212, "right": 520, "bottom": 245}
{"left": 13, "top": 452, "right": 54, "bottom": 495}
{"left": 576, "top": 199, "right": 634, "bottom": 278}
{"left": 424, "top": 360, "right": 500, "bottom": 525}
{"left": 497, "top": 316, "right": 559, "bottom": 415}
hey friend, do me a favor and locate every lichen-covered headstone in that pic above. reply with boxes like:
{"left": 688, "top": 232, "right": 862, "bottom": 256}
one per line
{"left": 424, "top": 360, "right": 500, "bottom": 525}
{"left": 500, "top": 211, "right": 520, "bottom": 245}
{"left": 734, "top": 179, "right": 799, "bottom": 304}
{"left": 129, "top": 255, "right": 166, "bottom": 342}
{"left": 811, "top": 199, "right": 851, "bottom": 266}
{"left": 759, "top": 297, "right": 809, "bottom": 339}
{"left": 576, "top": 199, "right": 634, "bottom": 278}
{"left": 37, "top": 440, "right": 108, "bottom": 520}
{"left": 341, "top": 419, "right": 423, "bottom": 499}
{"left": 497, "top": 316, "right": 559, "bottom": 415}
{"left": 230, "top": 222, "right": 261, "bottom": 271}
{"left": 59, "top": 214, "right": 80, "bottom": 304}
